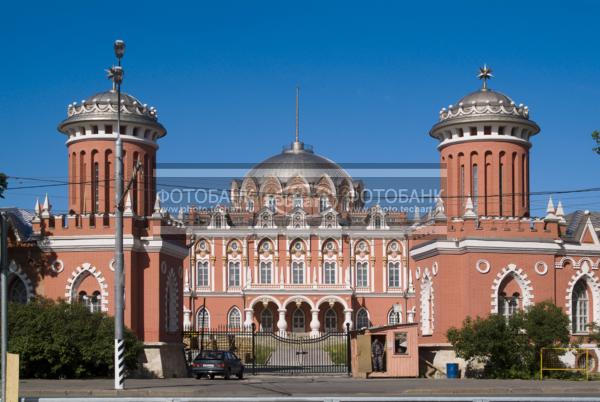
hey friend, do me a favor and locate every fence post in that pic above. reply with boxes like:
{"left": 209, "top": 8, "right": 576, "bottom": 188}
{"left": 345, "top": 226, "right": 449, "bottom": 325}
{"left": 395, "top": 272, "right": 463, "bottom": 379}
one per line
{"left": 539, "top": 348, "right": 543, "bottom": 380}
{"left": 251, "top": 323, "right": 256, "bottom": 375}
{"left": 346, "top": 322, "right": 351, "bottom": 377}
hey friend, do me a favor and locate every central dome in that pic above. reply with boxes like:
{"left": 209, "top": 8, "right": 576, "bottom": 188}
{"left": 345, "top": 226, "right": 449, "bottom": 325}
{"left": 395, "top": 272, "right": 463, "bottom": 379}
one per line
{"left": 245, "top": 141, "right": 352, "bottom": 185}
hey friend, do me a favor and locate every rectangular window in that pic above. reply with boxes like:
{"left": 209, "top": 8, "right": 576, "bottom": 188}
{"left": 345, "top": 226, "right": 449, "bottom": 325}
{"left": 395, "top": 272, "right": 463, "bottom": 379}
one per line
{"left": 324, "top": 261, "right": 336, "bottom": 284}
{"left": 292, "top": 261, "right": 304, "bottom": 284}
{"left": 356, "top": 262, "right": 368, "bottom": 287}
{"left": 470, "top": 127, "right": 477, "bottom": 136}
{"left": 394, "top": 332, "right": 408, "bottom": 355}
{"left": 260, "top": 261, "right": 272, "bottom": 284}
{"left": 472, "top": 164, "right": 478, "bottom": 214}
{"left": 484, "top": 126, "right": 491, "bottom": 135}
{"left": 197, "top": 261, "right": 209, "bottom": 287}
{"left": 388, "top": 262, "right": 400, "bottom": 288}
{"left": 228, "top": 261, "right": 240, "bottom": 287}
{"left": 105, "top": 125, "right": 113, "bottom": 134}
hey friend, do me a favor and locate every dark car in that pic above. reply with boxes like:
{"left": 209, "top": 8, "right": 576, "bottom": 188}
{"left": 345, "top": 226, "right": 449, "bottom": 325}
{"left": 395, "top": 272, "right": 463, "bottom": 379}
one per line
{"left": 191, "top": 350, "right": 244, "bottom": 380}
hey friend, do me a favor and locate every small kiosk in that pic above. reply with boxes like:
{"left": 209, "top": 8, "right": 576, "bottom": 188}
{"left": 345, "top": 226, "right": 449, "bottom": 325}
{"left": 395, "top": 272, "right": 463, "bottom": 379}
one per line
{"left": 350, "top": 323, "right": 419, "bottom": 378}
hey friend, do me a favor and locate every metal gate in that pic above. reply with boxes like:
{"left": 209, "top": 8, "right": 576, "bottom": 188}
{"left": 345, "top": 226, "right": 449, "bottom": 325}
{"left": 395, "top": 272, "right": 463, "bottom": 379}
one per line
{"left": 183, "top": 323, "right": 351, "bottom": 375}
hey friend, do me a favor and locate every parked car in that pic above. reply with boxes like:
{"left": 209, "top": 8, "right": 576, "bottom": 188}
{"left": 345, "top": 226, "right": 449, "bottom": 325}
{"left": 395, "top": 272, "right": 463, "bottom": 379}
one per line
{"left": 191, "top": 350, "right": 244, "bottom": 380}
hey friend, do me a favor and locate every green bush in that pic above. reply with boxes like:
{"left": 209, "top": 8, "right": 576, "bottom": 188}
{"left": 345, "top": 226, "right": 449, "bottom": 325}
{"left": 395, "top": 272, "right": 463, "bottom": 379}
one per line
{"left": 447, "top": 300, "right": 570, "bottom": 379}
{"left": 325, "top": 343, "right": 348, "bottom": 365}
{"left": 8, "top": 298, "right": 143, "bottom": 378}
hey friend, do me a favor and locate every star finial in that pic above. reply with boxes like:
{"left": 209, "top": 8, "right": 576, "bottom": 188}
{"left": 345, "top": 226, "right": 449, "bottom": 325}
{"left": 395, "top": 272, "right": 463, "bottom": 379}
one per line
{"left": 477, "top": 64, "right": 493, "bottom": 90}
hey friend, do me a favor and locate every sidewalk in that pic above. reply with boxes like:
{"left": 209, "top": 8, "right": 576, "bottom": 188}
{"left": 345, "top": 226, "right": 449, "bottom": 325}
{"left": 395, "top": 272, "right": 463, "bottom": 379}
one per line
{"left": 18, "top": 376, "right": 600, "bottom": 399}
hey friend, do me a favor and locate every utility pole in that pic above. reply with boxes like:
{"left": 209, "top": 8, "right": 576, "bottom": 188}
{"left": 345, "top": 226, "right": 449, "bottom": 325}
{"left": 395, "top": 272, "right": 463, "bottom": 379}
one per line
{"left": 109, "top": 39, "right": 126, "bottom": 390}
{"left": 1, "top": 212, "right": 8, "bottom": 402}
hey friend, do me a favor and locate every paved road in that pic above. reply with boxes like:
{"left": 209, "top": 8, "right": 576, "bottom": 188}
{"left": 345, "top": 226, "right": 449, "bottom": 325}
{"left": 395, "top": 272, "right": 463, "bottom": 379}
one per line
{"left": 18, "top": 376, "right": 600, "bottom": 399}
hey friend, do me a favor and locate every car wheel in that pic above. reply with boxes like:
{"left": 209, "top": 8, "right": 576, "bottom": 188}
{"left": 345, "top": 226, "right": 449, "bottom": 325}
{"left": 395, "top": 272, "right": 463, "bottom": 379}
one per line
{"left": 194, "top": 374, "right": 202, "bottom": 379}
{"left": 209, "top": 374, "right": 215, "bottom": 380}
{"left": 224, "top": 368, "right": 231, "bottom": 380}
{"left": 237, "top": 368, "right": 244, "bottom": 380}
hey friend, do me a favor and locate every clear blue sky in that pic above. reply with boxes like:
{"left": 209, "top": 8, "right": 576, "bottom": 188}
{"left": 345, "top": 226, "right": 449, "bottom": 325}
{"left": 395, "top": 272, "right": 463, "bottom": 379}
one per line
{"left": 1, "top": 1, "right": 599, "bottom": 216}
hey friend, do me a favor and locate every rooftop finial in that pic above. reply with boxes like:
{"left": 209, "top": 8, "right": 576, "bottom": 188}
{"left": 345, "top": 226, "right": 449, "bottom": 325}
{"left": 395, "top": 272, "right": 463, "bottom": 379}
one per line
{"left": 295, "top": 86, "right": 300, "bottom": 143}
{"left": 477, "top": 64, "right": 493, "bottom": 90}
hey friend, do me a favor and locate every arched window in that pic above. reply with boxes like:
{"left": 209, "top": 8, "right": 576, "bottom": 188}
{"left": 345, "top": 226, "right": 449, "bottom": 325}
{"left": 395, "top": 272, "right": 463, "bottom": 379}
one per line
{"left": 387, "top": 261, "right": 400, "bottom": 288}
{"left": 292, "top": 309, "right": 305, "bottom": 332}
{"left": 197, "top": 307, "right": 210, "bottom": 330}
{"left": 228, "top": 308, "right": 241, "bottom": 329}
{"left": 573, "top": 281, "right": 589, "bottom": 333}
{"left": 228, "top": 261, "right": 240, "bottom": 287}
{"left": 292, "top": 261, "right": 304, "bottom": 284}
{"left": 324, "top": 309, "right": 338, "bottom": 332}
{"left": 388, "top": 308, "right": 401, "bottom": 325}
{"left": 260, "top": 261, "right": 272, "bottom": 284}
{"left": 261, "top": 309, "right": 273, "bottom": 332}
{"left": 356, "top": 308, "right": 369, "bottom": 329}
{"left": 498, "top": 292, "right": 519, "bottom": 320}
{"left": 472, "top": 164, "right": 478, "bottom": 213}
{"left": 323, "top": 261, "right": 336, "bottom": 284}
{"left": 247, "top": 199, "right": 254, "bottom": 212}
{"left": 356, "top": 261, "right": 369, "bottom": 288}
{"left": 196, "top": 260, "right": 209, "bottom": 287}
{"left": 8, "top": 276, "right": 27, "bottom": 304}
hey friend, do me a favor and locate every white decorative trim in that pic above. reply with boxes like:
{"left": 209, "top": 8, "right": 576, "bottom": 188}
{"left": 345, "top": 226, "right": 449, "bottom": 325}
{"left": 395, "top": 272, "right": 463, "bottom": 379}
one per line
{"left": 109, "top": 258, "right": 115, "bottom": 272}
{"left": 565, "top": 271, "right": 600, "bottom": 334}
{"left": 534, "top": 261, "right": 548, "bottom": 276}
{"left": 64, "top": 262, "right": 109, "bottom": 312}
{"left": 432, "top": 262, "right": 438, "bottom": 276}
{"left": 415, "top": 267, "right": 421, "bottom": 280}
{"left": 476, "top": 259, "right": 491, "bottom": 274}
{"left": 50, "top": 259, "right": 64, "bottom": 274}
{"left": 420, "top": 272, "right": 434, "bottom": 335}
{"left": 490, "top": 263, "right": 534, "bottom": 314}
{"left": 557, "top": 256, "right": 578, "bottom": 269}
{"left": 8, "top": 260, "right": 34, "bottom": 301}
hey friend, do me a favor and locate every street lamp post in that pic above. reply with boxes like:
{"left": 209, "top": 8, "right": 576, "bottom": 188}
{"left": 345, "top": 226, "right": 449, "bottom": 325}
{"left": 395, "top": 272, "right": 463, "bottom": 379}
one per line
{"left": 109, "top": 39, "right": 126, "bottom": 390}
{"left": 1, "top": 212, "right": 8, "bottom": 402}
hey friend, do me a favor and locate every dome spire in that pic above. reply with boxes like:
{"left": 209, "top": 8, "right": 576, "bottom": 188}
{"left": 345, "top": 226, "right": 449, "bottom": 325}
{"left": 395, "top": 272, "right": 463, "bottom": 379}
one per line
{"left": 477, "top": 64, "right": 493, "bottom": 90}
{"left": 295, "top": 86, "right": 300, "bottom": 144}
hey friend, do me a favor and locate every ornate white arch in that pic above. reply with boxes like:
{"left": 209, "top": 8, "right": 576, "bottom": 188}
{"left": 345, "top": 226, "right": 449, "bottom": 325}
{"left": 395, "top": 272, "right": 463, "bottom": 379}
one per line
{"left": 565, "top": 270, "right": 600, "bottom": 332}
{"left": 556, "top": 256, "right": 577, "bottom": 269}
{"left": 8, "top": 260, "right": 34, "bottom": 301}
{"left": 315, "top": 295, "right": 348, "bottom": 310}
{"left": 65, "top": 262, "right": 108, "bottom": 312}
{"left": 283, "top": 294, "right": 316, "bottom": 310}
{"left": 248, "top": 295, "right": 283, "bottom": 310}
{"left": 490, "top": 263, "right": 534, "bottom": 314}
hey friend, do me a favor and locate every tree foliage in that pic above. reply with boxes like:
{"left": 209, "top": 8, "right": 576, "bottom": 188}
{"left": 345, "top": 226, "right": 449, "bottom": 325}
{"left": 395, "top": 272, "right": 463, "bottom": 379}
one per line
{"left": 593, "top": 130, "right": 600, "bottom": 155}
{"left": 447, "top": 300, "right": 570, "bottom": 378}
{"left": 8, "top": 298, "right": 143, "bottom": 378}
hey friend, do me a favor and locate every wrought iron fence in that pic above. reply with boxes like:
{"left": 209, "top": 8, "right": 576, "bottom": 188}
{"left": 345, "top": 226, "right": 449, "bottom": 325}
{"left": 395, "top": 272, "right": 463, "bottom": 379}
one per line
{"left": 183, "top": 323, "right": 351, "bottom": 375}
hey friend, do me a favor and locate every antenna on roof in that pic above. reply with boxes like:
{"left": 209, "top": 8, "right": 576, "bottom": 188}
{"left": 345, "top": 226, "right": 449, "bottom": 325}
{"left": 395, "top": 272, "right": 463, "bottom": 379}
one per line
{"left": 295, "top": 86, "right": 300, "bottom": 143}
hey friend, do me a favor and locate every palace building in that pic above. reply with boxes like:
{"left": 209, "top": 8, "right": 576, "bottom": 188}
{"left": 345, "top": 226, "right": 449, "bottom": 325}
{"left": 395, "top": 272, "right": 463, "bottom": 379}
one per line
{"left": 3, "top": 59, "right": 600, "bottom": 376}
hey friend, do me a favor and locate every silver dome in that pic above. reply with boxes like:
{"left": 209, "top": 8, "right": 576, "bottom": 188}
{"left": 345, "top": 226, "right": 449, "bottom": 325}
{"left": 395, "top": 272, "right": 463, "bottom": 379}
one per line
{"left": 245, "top": 141, "right": 352, "bottom": 186}
{"left": 457, "top": 89, "right": 514, "bottom": 107}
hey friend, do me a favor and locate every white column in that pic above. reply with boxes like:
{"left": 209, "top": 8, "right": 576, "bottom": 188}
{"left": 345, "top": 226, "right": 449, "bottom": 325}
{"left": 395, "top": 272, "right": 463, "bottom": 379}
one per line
{"left": 407, "top": 307, "right": 415, "bottom": 323}
{"left": 183, "top": 307, "right": 191, "bottom": 331}
{"left": 343, "top": 309, "right": 353, "bottom": 332}
{"left": 244, "top": 308, "right": 253, "bottom": 329}
{"left": 309, "top": 309, "right": 320, "bottom": 337}
{"left": 277, "top": 309, "right": 287, "bottom": 336}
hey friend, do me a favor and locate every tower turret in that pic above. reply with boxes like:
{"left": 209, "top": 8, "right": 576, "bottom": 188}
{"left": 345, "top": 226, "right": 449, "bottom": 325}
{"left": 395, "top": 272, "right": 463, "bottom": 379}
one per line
{"left": 58, "top": 88, "right": 166, "bottom": 216}
{"left": 429, "top": 66, "right": 540, "bottom": 218}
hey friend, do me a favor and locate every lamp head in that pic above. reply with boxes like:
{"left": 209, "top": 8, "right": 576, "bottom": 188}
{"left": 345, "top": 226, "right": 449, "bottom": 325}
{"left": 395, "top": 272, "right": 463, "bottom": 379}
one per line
{"left": 114, "top": 40, "right": 126, "bottom": 59}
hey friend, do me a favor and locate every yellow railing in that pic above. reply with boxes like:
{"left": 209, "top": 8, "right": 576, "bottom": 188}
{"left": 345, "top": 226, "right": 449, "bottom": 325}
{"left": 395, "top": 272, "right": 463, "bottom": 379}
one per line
{"left": 540, "top": 347, "right": 593, "bottom": 380}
